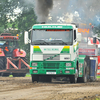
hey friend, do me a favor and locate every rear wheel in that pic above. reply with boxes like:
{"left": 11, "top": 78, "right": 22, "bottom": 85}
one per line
{"left": 0, "top": 57, "right": 5, "bottom": 70}
{"left": 0, "top": 58, "right": 10, "bottom": 77}
{"left": 78, "top": 61, "right": 87, "bottom": 83}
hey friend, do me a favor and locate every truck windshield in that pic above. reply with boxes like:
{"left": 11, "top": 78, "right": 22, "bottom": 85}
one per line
{"left": 32, "top": 29, "right": 73, "bottom": 45}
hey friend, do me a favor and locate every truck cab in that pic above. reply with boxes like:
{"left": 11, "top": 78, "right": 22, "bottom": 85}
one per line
{"left": 25, "top": 24, "right": 83, "bottom": 83}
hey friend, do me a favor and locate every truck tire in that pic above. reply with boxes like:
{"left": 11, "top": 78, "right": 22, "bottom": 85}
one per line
{"left": 78, "top": 61, "right": 87, "bottom": 83}
{"left": 32, "top": 75, "right": 39, "bottom": 82}
{"left": 70, "top": 69, "right": 78, "bottom": 83}
{"left": 39, "top": 76, "right": 52, "bottom": 82}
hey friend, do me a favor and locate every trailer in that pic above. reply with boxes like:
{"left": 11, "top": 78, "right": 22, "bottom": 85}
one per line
{"left": 0, "top": 33, "right": 29, "bottom": 77}
{"left": 24, "top": 23, "right": 98, "bottom": 83}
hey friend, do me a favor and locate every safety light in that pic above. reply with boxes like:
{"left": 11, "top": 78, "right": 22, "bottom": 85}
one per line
{"left": 16, "top": 34, "right": 19, "bottom": 36}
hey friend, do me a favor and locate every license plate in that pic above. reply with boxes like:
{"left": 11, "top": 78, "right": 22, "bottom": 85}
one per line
{"left": 46, "top": 72, "right": 56, "bottom": 74}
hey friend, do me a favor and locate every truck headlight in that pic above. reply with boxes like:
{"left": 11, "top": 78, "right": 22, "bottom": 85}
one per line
{"left": 32, "top": 63, "right": 37, "bottom": 66}
{"left": 66, "top": 63, "right": 71, "bottom": 66}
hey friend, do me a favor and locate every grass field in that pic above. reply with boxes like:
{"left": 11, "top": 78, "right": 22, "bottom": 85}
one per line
{"left": 97, "top": 76, "right": 100, "bottom": 78}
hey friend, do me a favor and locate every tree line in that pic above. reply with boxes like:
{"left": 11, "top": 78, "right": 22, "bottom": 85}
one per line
{"left": 0, "top": 0, "right": 37, "bottom": 63}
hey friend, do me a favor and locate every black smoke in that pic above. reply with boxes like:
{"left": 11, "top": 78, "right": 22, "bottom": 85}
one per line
{"left": 35, "top": 0, "right": 53, "bottom": 22}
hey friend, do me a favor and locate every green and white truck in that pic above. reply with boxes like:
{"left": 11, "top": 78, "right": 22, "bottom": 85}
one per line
{"left": 24, "top": 23, "right": 97, "bottom": 83}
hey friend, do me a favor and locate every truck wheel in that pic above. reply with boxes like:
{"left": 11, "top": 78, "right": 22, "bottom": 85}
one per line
{"left": 78, "top": 61, "right": 87, "bottom": 83}
{"left": 70, "top": 75, "right": 77, "bottom": 83}
{"left": 32, "top": 75, "right": 39, "bottom": 82}
{"left": 39, "top": 76, "right": 52, "bottom": 82}
{"left": 70, "top": 69, "right": 78, "bottom": 83}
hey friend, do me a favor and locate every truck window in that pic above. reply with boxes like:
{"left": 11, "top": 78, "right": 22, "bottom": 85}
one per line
{"left": 31, "top": 29, "right": 73, "bottom": 45}
{"left": 74, "top": 30, "right": 76, "bottom": 40}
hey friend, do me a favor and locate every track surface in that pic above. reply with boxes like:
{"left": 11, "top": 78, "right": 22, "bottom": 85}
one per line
{"left": 0, "top": 77, "right": 100, "bottom": 100}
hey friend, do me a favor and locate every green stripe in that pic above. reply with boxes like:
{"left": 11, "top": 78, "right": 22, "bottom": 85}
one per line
{"left": 33, "top": 48, "right": 42, "bottom": 53}
{"left": 61, "top": 48, "right": 70, "bottom": 53}
{"left": 32, "top": 25, "right": 73, "bottom": 29}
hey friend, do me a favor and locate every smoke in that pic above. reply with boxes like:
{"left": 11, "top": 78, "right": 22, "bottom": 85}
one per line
{"left": 23, "top": 0, "right": 100, "bottom": 25}
{"left": 47, "top": 0, "right": 100, "bottom": 25}
{"left": 34, "top": 0, "right": 53, "bottom": 22}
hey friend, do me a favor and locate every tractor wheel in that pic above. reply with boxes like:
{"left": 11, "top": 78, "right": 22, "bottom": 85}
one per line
{"left": 32, "top": 75, "right": 39, "bottom": 82}
{"left": 0, "top": 58, "right": 5, "bottom": 70}
{"left": 0, "top": 57, "right": 10, "bottom": 77}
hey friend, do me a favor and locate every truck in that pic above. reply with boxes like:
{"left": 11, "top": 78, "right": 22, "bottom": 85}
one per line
{"left": 24, "top": 23, "right": 98, "bottom": 83}
{"left": 89, "top": 38, "right": 100, "bottom": 76}
{"left": 0, "top": 33, "right": 30, "bottom": 77}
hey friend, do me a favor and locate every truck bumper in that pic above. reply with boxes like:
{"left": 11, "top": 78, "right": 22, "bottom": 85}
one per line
{"left": 30, "top": 61, "right": 76, "bottom": 75}
{"left": 30, "top": 69, "right": 75, "bottom": 75}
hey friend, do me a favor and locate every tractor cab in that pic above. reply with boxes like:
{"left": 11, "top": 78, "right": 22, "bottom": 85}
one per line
{"left": 0, "top": 33, "right": 19, "bottom": 57}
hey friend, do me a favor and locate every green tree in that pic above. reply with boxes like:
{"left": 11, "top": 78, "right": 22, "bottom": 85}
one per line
{"left": 0, "top": 0, "right": 37, "bottom": 63}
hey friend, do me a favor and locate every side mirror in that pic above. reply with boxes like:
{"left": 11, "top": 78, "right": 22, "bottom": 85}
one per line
{"left": 77, "top": 33, "right": 82, "bottom": 42}
{"left": 24, "top": 31, "right": 29, "bottom": 44}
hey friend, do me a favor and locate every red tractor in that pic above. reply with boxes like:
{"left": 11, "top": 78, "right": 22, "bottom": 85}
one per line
{"left": 0, "top": 33, "right": 29, "bottom": 77}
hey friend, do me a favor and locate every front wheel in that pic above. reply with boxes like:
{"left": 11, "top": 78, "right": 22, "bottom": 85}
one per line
{"left": 70, "top": 69, "right": 78, "bottom": 83}
{"left": 32, "top": 75, "right": 39, "bottom": 82}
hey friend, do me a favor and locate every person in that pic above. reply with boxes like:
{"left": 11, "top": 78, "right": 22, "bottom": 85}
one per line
{"left": 3, "top": 41, "right": 9, "bottom": 56}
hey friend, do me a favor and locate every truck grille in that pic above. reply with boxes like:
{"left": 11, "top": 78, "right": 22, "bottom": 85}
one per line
{"left": 43, "top": 63, "right": 60, "bottom": 69}
{"left": 43, "top": 54, "right": 60, "bottom": 61}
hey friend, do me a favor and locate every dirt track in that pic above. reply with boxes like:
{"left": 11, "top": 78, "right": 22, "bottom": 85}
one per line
{"left": 0, "top": 77, "right": 100, "bottom": 100}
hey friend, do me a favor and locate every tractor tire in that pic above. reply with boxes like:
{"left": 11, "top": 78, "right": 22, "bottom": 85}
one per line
{"left": 0, "top": 57, "right": 10, "bottom": 77}
{"left": 32, "top": 75, "right": 39, "bottom": 82}
{"left": 78, "top": 61, "right": 88, "bottom": 83}
{"left": 0, "top": 58, "right": 5, "bottom": 70}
